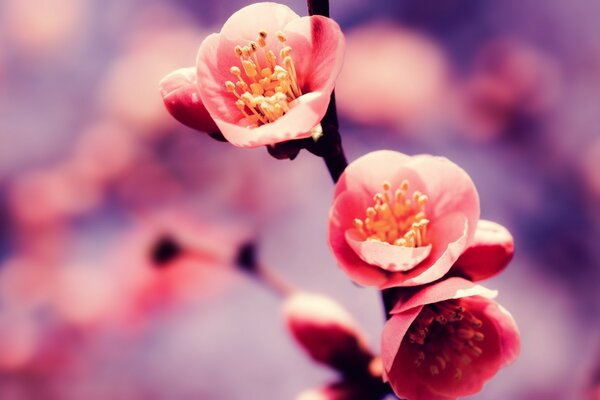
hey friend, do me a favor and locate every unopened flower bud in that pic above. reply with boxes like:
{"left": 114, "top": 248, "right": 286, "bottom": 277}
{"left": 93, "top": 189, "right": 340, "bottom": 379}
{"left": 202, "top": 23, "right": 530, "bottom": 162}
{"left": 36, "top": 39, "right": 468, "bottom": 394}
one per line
{"left": 283, "top": 292, "right": 373, "bottom": 374}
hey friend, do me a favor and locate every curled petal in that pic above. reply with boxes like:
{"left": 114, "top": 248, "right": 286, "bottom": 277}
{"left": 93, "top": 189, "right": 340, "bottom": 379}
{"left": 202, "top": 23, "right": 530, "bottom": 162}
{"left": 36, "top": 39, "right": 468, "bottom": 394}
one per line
{"left": 390, "top": 277, "right": 498, "bottom": 315}
{"left": 159, "top": 67, "right": 219, "bottom": 133}
{"left": 345, "top": 229, "right": 431, "bottom": 272}
{"left": 453, "top": 219, "right": 514, "bottom": 281}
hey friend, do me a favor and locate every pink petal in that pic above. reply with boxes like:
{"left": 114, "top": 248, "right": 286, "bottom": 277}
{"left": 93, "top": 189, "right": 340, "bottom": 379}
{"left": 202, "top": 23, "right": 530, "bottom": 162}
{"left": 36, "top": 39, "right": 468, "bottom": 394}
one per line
{"left": 282, "top": 15, "right": 345, "bottom": 95}
{"left": 453, "top": 219, "right": 514, "bottom": 281}
{"left": 390, "top": 277, "right": 497, "bottom": 314}
{"left": 381, "top": 213, "right": 468, "bottom": 288}
{"left": 220, "top": 3, "right": 300, "bottom": 43}
{"left": 381, "top": 307, "right": 422, "bottom": 372}
{"left": 387, "top": 342, "right": 457, "bottom": 400}
{"left": 345, "top": 229, "right": 431, "bottom": 272}
{"left": 402, "top": 154, "right": 480, "bottom": 243}
{"left": 328, "top": 191, "right": 389, "bottom": 287}
{"left": 196, "top": 33, "right": 240, "bottom": 128}
{"left": 483, "top": 301, "right": 520, "bottom": 368}
{"left": 208, "top": 91, "right": 328, "bottom": 147}
{"left": 334, "top": 150, "right": 415, "bottom": 198}
{"left": 159, "top": 67, "right": 219, "bottom": 133}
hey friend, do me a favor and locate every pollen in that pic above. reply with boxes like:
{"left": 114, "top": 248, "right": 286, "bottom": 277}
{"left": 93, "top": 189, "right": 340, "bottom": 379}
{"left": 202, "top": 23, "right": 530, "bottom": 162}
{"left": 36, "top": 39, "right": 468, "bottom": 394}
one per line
{"left": 225, "top": 30, "right": 302, "bottom": 127}
{"left": 406, "top": 300, "right": 486, "bottom": 380}
{"left": 353, "top": 180, "right": 429, "bottom": 247}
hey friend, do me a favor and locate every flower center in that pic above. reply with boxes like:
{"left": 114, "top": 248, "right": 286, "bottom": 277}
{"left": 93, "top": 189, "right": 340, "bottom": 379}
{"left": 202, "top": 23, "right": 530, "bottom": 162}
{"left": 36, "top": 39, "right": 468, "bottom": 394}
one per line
{"left": 353, "top": 180, "right": 429, "bottom": 246}
{"left": 407, "top": 300, "right": 485, "bottom": 380}
{"left": 225, "top": 30, "right": 302, "bottom": 127}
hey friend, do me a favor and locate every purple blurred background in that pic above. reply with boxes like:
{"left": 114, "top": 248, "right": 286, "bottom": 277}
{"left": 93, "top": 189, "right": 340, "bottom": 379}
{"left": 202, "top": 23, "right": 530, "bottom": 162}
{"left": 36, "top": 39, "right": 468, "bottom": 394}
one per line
{"left": 1, "top": 0, "right": 599, "bottom": 399}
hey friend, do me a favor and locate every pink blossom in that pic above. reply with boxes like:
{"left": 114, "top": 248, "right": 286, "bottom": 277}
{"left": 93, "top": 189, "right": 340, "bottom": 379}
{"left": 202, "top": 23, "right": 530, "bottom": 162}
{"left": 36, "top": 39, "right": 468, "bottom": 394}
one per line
{"left": 0, "top": 311, "right": 39, "bottom": 371}
{"left": 163, "top": 2, "right": 345, "bottom": 147}
{"left": 2, "top": 0, "right": 88, "bottom": 59}
{"left": 9, "top": 165, "right": 102, "bottom": 228}
{"left": 108, "top": 208, "right": 250, "bottom": 326}
{"left": 53, "top": 264, "right": 121, "bottom": 328}
{"left": 328, "top": 150, "right": 480, "bottom": 288}
{"left": 99, "top": 19, "right": 204, "bottom": 138}
{"left": 283, "top": 292, "right": 373, "bottom": 373}
{"left": 381, "top": 277, "right": 520, "bottom": 400}
{"left": 159, "top": 67, "right": 219, "bottom": 134}
{"left": 453, "top": 219, "right": 514, "bottom": 282}
{"left": 70, "top": 119, "right": 139, "bottom": 186}
{"left": 457, "top": 38, "right": 561, "bottom": 141}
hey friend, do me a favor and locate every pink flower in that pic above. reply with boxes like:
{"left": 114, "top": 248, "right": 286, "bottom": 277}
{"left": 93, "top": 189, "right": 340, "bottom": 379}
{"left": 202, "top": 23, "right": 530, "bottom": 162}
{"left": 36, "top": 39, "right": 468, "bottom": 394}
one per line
{"left": 453, "top": 219, "right": 514, "bottom": 282}
{"left": 162, "top": 2, "right": 345, "bottom": 147}
{"left": 457, "top": 38, "right": 561, "bottom": 141}
{"left": 99, "top": 19, "right": 205, "bottom": 138}
{"left": 381, "top": 277, "right": 520, "bottom": 400}
{"left": 0, "top": 310, "right": 39, "bottom": 371}
{"left": 328, "top": 150, "right": 480, "bottom": 288}
{"left": 283, "top": 292, "right": 373, "bottom": 373}
{"left": 108, "top": 208, "right": 250, "bottom": 326}
{"left": 159, "top": 67, "right": 219, "bottom": 134}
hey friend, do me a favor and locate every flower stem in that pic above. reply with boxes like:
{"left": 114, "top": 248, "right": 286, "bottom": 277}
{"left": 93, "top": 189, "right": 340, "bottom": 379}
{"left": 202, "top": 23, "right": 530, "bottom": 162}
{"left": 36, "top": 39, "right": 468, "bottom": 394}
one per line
{"left": 306, "top": 0, "right": 393, "bottom": 323}
{"left": 254, "top": 263, "right": 295, "bottom": 297}
{"left": 305, "top": 3, "right": 348, "bottom": 183}
{"left": 381, "top": 288, "right": 398, "bottom": 318}
{"left": 235, "top": 242, "right": 295, "bottom": 297}
{"left": 307, "top": 0, "right": 330, "bottom": 17}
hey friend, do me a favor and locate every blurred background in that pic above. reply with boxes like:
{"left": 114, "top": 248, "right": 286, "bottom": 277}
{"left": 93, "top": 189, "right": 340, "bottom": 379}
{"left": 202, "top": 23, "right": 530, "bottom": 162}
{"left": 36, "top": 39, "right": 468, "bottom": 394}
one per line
{"left": 0, "top": 0, "right": 599, "bottom": 399}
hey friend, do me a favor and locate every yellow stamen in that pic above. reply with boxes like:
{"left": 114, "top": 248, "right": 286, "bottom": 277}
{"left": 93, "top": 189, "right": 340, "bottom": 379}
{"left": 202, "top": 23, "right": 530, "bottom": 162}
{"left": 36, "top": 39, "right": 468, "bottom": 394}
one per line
{"left": 406, "top": 299, "right": 486, "bottom": 381}
{"left": 354, "top": 180, "right": 429, "bottom": 247}
{"left": 225, "top": 29, "right": 302, "bottom": 127}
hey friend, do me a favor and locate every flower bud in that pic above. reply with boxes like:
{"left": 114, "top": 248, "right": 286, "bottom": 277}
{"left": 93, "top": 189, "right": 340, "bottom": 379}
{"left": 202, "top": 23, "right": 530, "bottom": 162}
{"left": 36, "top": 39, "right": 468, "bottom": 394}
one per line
{"left": 452, "top": 219, "right": 514, "bottom": 281}
{"left": 283, "top": 292, "right": 373, "bottom": 374}
{"left": 159, "top": 67, "right": 219, "bottom": 134}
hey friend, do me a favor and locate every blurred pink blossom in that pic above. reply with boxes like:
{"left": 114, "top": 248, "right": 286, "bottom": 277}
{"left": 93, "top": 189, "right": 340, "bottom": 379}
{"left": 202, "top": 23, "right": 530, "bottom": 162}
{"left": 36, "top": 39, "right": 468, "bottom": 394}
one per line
{"left": 0, "top": 256, "right": 59, "bottom": 312}
{"left": 1, "top": 0, "right": 90, "bottom": 58}
{"left": 97, "top": 21, "right": 204, "bottom": 138}
{"left": 336, "top": 23, "right": 450, "bottom": 131}
{"left": 110, "top": 152, "right": 185, "bottom": 212}
{"left": 173, "top": 2, "right": 345, "bottom": 147}
{"left": 8, "top": 165, "right": 102, "bottom": 228}
{"left": 0, "top": 311, "right": 40, "bottom": 372}
{"left": 283, "top": 292, "right": 374, "bottom": 373}
{"left": 328, "top": 150, "right": 479, "bottom": 288}
{"left": 52, "top": 265, "right": 121, "bottom": 328}
{"left": 457, "top": 38, "right": 561, "bottom": 141}
{"left": 381, "top": 277, "right": 520, "bottom": 400}
{"left": 108, "top": 207, "right": 249, "bottom": 327}
{"left": 69, "top": 119, "right": 140, "bottom": 186}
